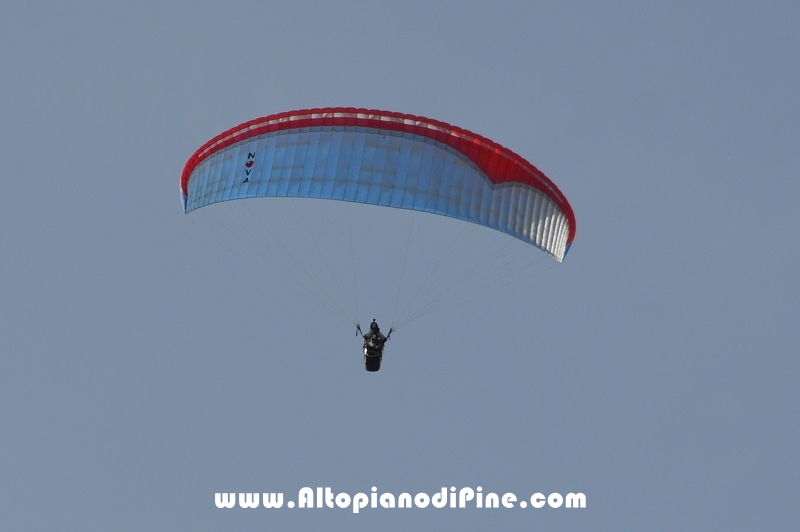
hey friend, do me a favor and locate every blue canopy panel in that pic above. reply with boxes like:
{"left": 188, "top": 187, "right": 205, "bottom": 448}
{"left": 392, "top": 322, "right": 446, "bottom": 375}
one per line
{"left": 181, "top": 109, "right": 575, "bottom": 261}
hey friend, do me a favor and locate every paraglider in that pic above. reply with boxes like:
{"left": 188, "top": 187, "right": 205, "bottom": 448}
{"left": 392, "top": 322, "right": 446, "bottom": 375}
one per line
{"left": 357, "top": 320, "right": 392, "bottom": 372}
{"left": 181, "top": 108, "right": 576, "bottom": 371}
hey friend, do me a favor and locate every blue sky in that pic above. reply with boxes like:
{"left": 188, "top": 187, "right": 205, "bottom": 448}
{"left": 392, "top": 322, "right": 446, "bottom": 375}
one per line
{"left": 1, "top": 1, "right": 798, "bottom": 530}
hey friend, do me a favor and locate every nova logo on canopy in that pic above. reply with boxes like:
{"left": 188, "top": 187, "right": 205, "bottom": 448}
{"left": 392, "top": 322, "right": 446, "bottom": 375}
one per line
{"left": 243, "top": 152, "right": 255, "bottom": 183}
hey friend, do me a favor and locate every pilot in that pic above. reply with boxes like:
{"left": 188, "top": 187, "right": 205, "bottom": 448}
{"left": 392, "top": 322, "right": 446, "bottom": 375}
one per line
{"left": 359, "top": 319, "right": 391, "bottom": 372}
{"left": 363, "top": 319, "right": 387, "bottom": 349}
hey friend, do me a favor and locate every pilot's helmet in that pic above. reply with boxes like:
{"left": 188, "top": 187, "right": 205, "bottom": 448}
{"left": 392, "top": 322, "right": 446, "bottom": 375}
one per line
{"left": 370, "top": 321, "right": 379, "bottom": 331}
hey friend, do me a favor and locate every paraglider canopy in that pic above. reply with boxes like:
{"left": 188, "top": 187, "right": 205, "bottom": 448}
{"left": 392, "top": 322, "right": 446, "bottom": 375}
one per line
{"left": 181, "top": 107, "right": 575, "bottom": 261}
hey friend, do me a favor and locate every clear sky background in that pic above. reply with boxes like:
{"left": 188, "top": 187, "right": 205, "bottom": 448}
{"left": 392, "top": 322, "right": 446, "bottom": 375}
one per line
{"left": 1, "top": 1, "right": 798, "bottom": 530}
